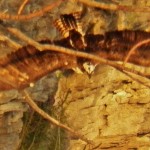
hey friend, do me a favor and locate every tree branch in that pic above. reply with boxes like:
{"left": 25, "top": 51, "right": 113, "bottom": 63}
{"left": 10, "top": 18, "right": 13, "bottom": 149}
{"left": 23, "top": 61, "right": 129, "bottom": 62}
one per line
{"left": 17, "top": 0, "right": 29, "bottom": 15}
{"left": 124, "top": 38, "right": 150, "bottom": 63}
{"left": 7, "top": 27, "right": 150, "bottom": 79}
{"left": 21, "top": 89, "right": 94, "bottom": 145}
{"left": 78, "top": 0, "right": 150, "bottom": 12}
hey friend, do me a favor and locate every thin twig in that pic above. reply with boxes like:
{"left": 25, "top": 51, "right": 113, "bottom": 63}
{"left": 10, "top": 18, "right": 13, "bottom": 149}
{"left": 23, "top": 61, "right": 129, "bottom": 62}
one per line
{"left": 0, "top": 0, "right": 62, "bottom": 21}
{"left": 78, "top": 0, "right": 150, "bottom": 12}
{"left": 21, "top": 89, "right": 94, "bottom": 145}
{"left": 0, "top": 34, "right": 22, "bottom": 50}
{"left": 18, "top": 0, "right": 29, "bottom": 15}
{"left": 0, "top": 0, "right": 149, "bottom": 21}
{"left": 124, "top": 38, "right": 150, "bottom": 63}
{"left": 7, "top": 27, "right": 42, "bottom": 49}
{"left": 122, "top": 70, "right": 150, "bottom": 88}
{"left": 7, "top": 27, "right": 150, "bottom": 79}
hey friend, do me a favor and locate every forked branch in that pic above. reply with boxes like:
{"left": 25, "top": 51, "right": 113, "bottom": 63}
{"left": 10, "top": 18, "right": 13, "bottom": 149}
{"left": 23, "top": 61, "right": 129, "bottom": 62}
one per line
{"left": 0, "top": 0, "right": 150, "bottom": 21}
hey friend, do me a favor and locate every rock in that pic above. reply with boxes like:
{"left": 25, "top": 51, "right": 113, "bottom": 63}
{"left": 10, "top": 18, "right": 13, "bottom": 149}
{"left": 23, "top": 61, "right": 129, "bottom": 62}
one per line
{"left": 55, "top": 65, "right": 150, "bottom": 149}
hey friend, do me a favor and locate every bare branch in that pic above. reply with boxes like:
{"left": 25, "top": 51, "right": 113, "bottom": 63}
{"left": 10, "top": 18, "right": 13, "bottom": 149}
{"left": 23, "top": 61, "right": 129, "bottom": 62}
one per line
{"left": 0, "top": 34, "right": 21, "bottom": 50}
{"left": 7, "top": 27, "right": 43, "bottom": 50}
{"left": 0, "top": 0, "right": 62, "bottom": 21}
{"left": 124, "top": 38, "right": 150, "bottom": 63}
{"left": 21, "top": 89, "right": 94, "bottom": 145}
{"left": 122, "top": 70, "right": 150, "bottom": 88}
{"left": 78, "top": 0, "right": 150, "bottom": 12}
{"left": 18, "top": 0, "right": 29, "bottom": 15}
{"left": 0, "top": 0, "right": 149, "bottom": 22}
{"left": 7, "top": 27, "right": 150, "bottom": 79}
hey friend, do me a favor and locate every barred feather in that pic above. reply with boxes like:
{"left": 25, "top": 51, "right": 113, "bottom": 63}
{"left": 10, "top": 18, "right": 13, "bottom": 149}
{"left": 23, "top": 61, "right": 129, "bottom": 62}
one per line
{"left": 54, "top": 12, "right": 84, "bottom": 38}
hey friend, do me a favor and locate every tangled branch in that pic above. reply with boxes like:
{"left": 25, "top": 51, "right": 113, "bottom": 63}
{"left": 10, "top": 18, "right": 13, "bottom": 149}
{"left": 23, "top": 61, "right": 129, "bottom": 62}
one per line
{"left": 0, "top": 0, "right": 149, "bottom": 147}
{"left": 0, "top": 0, "right": 62, "bottom": 21}
{"left": 8, "top": 27, "right": 150, "bottom": 81}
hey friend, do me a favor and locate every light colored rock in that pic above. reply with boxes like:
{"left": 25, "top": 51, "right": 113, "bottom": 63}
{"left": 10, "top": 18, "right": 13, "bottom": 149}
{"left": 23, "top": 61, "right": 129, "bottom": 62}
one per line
{"left": 55, "top": 65, "right": 150, "bottom": 149}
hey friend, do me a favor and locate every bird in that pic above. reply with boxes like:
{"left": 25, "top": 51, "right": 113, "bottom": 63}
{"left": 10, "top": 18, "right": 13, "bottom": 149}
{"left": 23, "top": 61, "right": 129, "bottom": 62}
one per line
{"left": 54, "top": 12, "right": 97, "bottom": 74}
